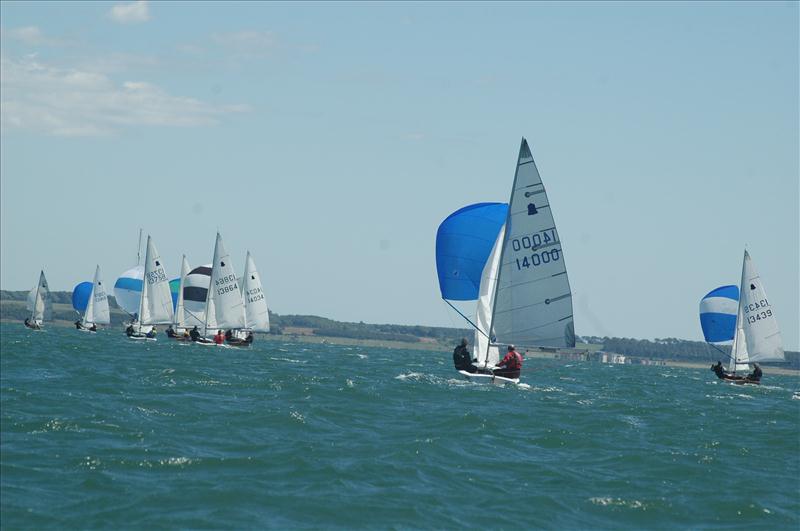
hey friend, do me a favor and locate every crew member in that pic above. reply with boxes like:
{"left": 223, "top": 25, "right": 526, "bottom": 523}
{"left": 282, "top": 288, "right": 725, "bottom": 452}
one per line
{"left": 75, "top": 319, "right": 83, "bottom": 330}
{"left": 214, "top": 330, "right": 224, "bottom": 345}
{"left": 89, "top": 323, "right": 97, "bottom": 332}
{"left": 495, "top": 345, "right": 523, "bottom": 379}
{"left": 126, "top": 324, "right": 134, "bottom": 337}
{"left": 166, "top": 325, "right": 177, "bottom": 338}
{"left": 453, "top": 338, "right": 477, "bottom": 373}
{"left": 748, "top": 363, "right": 763, "bottom": 382}
{"left": 145, "top": 326, "right": 157, "bottom": 339}
{"left": 190, "top": 326, "right": 200, "bottom": 342}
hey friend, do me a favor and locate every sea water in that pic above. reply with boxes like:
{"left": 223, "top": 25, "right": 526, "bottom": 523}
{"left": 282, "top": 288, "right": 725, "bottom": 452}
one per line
{"left": 1, "top": 323, "right": 798, "bottom": 529}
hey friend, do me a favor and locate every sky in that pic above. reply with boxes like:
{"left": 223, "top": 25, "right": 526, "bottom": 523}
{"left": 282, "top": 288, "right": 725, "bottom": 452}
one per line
{"left": 1, "top": 1, "right": 798, "bottom": 348}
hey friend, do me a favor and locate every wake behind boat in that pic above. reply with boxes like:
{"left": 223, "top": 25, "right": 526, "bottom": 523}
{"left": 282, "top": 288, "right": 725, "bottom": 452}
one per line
{"left": 436, "top": 138, "right": 577, "bottom": 385}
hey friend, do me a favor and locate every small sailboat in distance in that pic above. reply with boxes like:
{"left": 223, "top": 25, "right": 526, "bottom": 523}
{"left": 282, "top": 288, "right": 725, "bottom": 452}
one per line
{"left": 126, "top": 235, "right": 174, "bottom": 340}
{"left": 196, "top": 233, "right": 245, "bottom": 345}
{"left": 436, "top": 138, "right": 576, "bottom": 385}
{"left": 706, "top": 250, "right": 784, "bottom": 385}
{"left": 166, "top": 255, "right": 192, "bottom": 341}
{"left": 226, "top": 251, "right": 268, "bottom": 346}
{"left": 24, "top": 270, "right": 51, "bottom": 330}
{"left": 74, "top": 265, "right": 110, "bottom": 332}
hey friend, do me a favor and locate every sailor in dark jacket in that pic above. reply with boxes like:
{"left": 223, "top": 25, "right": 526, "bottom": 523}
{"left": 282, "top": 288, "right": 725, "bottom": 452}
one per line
{"left": 453, "top": 338, "right": 477, "bottom": 373}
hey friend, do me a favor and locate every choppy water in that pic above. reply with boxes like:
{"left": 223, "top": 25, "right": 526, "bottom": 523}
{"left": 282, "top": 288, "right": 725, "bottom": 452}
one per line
{"left": 1, "top": 323, "right": 799, "bottom": 529}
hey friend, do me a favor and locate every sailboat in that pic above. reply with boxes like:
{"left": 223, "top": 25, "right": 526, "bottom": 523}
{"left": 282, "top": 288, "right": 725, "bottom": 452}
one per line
{"left": 707, "top": 250, "right": 784, "bottom": 385}
{"left": 436, "top": 138, "right": 576, "bottom": 384}
{"left": 75, "top": 265, "right": 111, "bottom": 332}
{"left": 24, "top": 270, "right": 51, "bottom": 330}
{"left": 166, "top": 255, "right": 192, "bottom": 341}
{"left": 226, "top": 251, "right": 269, "bottom": 346}
{"left": 126, "top": 235, "right": 174, "bottom": 340}
{"left": 196, "top": 233, "right": 245, "bottom": 345}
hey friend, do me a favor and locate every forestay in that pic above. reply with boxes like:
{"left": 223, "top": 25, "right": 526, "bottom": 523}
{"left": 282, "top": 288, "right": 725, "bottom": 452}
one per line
{"left": 242, "top": 251, "right": 269, "bottom": 332}
{"left": 491, "top": 138, "right": 575, "bottom": 349}
{"left": 139, "top": 236, "right": 174, "bottom": 325}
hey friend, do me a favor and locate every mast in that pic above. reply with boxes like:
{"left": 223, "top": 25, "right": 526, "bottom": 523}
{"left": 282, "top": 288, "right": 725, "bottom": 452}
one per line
{"left": 485, "top": 139, "right": 527, "bottom": 363}
{"left": 203, "top": 239, "right": 216, "bottom": 337}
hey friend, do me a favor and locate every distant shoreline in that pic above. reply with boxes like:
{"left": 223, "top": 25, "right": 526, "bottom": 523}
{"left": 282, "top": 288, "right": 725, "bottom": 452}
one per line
{"left": 3, "top": 318, "right": 798, "bottom": 376}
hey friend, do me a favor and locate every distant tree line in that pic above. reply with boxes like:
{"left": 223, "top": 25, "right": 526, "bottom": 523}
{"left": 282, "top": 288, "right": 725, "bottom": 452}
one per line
{"left": 1, "top": 291, "right": 796, "bottom": 367}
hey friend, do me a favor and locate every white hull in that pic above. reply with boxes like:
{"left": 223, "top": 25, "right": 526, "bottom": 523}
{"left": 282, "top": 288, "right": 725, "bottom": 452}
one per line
{"left": 77, "top": 328, "right": 96, "bottom": 333}
{"left": 128, "top": 334, "right": 157, "bottom": 341}
{"left": 458, "top": 370, "right": 520, "bottom": 386}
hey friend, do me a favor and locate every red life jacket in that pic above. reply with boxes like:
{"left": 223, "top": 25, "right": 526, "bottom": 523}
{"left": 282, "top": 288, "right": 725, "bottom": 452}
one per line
{"left": 502, "top": 351, "right": 522, "bottom": 370}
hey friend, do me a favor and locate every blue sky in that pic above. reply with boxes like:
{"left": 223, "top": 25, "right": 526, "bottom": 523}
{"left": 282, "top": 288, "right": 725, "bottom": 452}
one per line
{"left": 1, "top": 1, "right": 798, "bottom": 348}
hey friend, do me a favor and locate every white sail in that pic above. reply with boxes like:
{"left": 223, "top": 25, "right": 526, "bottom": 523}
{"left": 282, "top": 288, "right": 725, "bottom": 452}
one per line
{"left": 83, "top": 277, "right": 96, "bottom": 326}
{"left": 26, "top": 270, "right": 51, "bottom": 324}
{"left": 242, "top": 251, "right": 270, "bottom": 332}
{"left": 739, "top": 251, "right": 784, "bottom": 363}
{"left": 474, "top": 227, "right": 504, "bottom": 367}
{"left": 728, "top": 302, "right": 751, "bottom": 373}
{"left": 83, "top": 265, "right": 110, "bottom": 326}
{"left": 139, "top": 236, "right": 174, "bottom": 325}
{"left": 204, "top": 233, "right": 245, "bottom": 333}
{"left": 490, "top": 138, "right": 576, "bottom": 349}
{"left": 174, "top": 255, "right": 190, "bottom": 328}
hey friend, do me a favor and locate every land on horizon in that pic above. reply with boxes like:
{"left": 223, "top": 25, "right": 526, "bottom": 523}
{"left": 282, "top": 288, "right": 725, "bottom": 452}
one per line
{"left": 2, "top": 290, "right": 798, "bottom": 372}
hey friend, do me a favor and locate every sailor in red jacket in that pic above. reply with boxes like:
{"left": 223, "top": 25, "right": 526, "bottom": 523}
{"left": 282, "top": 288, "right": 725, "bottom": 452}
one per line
{"left": 494, "top": 345, "right": 522, "bottom": 379}
{"left": 214, "top": 330, "right": 225, "bottom": 345}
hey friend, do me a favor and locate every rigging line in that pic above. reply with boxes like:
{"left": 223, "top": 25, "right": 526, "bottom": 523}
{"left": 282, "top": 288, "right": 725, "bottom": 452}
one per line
{"left": 443, "top": 299, "right": 490, "bottom": 340}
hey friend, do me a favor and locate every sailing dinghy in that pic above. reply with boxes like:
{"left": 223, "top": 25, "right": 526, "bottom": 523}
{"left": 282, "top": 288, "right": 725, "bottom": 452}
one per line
{"left": 435, "top": 138, "right": 576, "bottom": 385}
{"left": 196, "top": 233, "right": 246, "bottom": 345}
{"left": 24, "top": 271, "right": 51, "bottom": 330}
{"left": 704, "top": 250, "right": 785, "bottom": 385}
{"left": 226, "top": 251, "right": 269, "bottom": 346}
{"left": 166, "top": 255, "right": 192, "bottom": 341}
{"left": 74, "top": 265, "right": 111, "bottom": 332}
{"left": 126, "top": 236, "right": 174, "bottom": 340}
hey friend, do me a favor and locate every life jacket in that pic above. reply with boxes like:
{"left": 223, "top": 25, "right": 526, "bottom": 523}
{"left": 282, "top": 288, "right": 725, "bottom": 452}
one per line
{"left": 506, "top": 351, "right": 522, "bottom": 370}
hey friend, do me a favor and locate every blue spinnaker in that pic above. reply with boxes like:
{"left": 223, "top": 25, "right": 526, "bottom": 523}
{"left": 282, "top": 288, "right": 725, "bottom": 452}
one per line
{"left": 71, "top": 281, "right": 93, "bottom": 312}
{"left": 435, "top": 202, "right": 508, "bottom": 301}
{"left": 699, "top": 285, "right": 739, "bottom": 343}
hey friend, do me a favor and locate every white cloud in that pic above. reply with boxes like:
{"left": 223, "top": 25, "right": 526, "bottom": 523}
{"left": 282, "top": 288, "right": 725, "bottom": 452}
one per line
{"left": 0, "top": 55, "right": 248, "bottom": 137}
{"left": 109, "top": 1, "right": 150, "bottom": 24}
{"left": 3, "top": 26, "right": 70, "bottom": 46}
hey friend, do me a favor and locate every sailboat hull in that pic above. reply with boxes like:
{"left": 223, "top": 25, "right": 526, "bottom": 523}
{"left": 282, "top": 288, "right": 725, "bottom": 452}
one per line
{"left": 458, "top": 370, "right": 520, "bottom": 386}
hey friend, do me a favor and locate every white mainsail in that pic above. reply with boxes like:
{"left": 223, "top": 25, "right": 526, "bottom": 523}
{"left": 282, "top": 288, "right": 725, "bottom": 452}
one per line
{"left": 83, "top": 265, "right": 110, "bottom": 327}
{"left": 138, "top": 236, "right": 174, "bottom": 325}
{"left": 490, "top": 138, "right": 575, "bottom": 349}
{"left": 203, "top": 233, "right": 245, "bottom": 334}
{"left": 739, "top": 250, "right": 784, "bottom": 363}
{"left": 26, "top": 270, "right": 51, "bottom": 324}
{"left": 242, "top": 251, "right": 270, "bottom": 332}
{"left": 173, "top": 255, "right": 190, "bottom": 329}
{"left": 474, "top": 227, "right": 504, "bottom": 367}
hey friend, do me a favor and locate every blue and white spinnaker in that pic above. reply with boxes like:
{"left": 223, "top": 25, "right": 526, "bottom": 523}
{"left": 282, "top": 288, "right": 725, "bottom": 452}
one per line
{"left": 699, "top": 285, "right": 738, "bottom": 344}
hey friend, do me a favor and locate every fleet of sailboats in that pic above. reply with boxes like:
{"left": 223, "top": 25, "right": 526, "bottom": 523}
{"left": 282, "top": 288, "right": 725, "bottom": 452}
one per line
{"left": 15, "top": 139, "right": 791, "bottom": 385}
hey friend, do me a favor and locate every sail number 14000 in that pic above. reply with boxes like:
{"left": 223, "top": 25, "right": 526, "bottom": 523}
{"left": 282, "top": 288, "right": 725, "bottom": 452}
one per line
{"left": 515, "top": 249, "right": 561, "bottom": 270}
